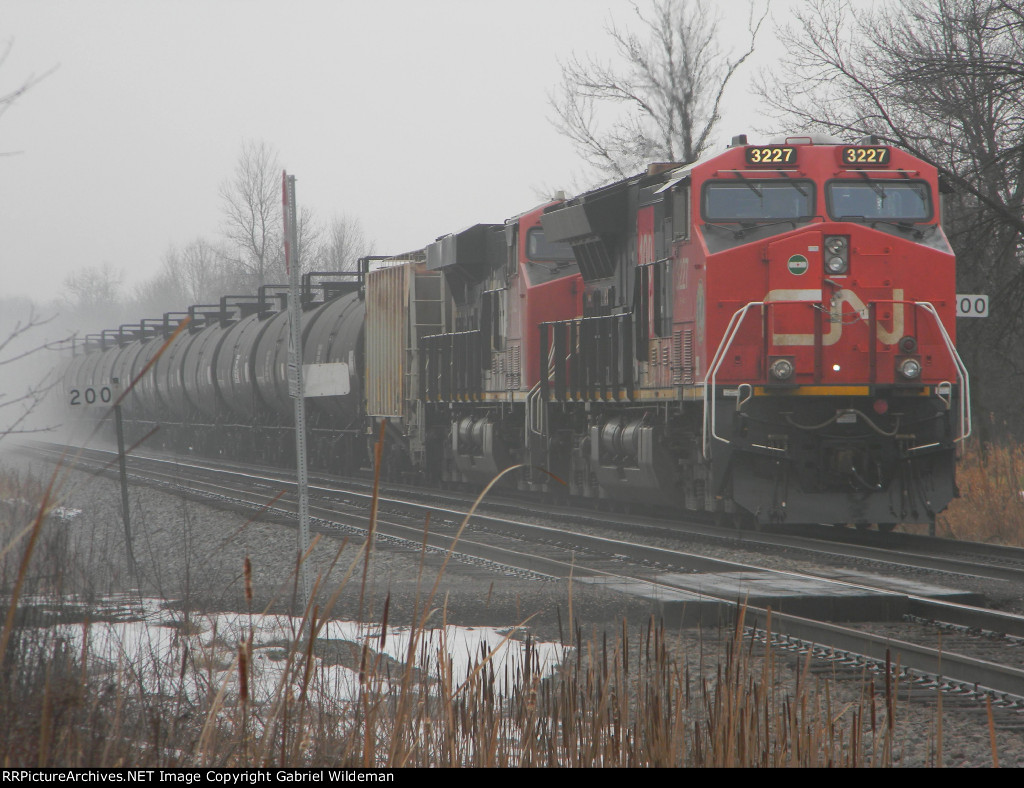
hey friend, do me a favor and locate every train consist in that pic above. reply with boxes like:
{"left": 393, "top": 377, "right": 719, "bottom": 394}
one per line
{"left": 63, "top": 134, "right": 970, "bottom": 530}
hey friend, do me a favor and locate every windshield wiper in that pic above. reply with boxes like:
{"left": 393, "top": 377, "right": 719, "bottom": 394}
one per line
{"left": 704, "top": 221, "right": 754, "bottom": 240}
{"left": 857, "top": 171, "right": 887, "bottom": 200}
{"left": 776, "top": 171, "right": 809, "bottom": 197}
{"left": 704, "top": 221, "right": 738, "bottom": 233}
{"left": 738, "top": 217, "right": 808, "bottom": 231}
{"left": 838, "top": 215, "right": 926, "bottom": 239}
{"left": 704, "top": 218, "right": 805, "bottom": 240}
{"left": 870, "top": 219, "right": 926, "bottom": 239}
{"left": 732, "top": 171, "right": 762, "bottom": 198}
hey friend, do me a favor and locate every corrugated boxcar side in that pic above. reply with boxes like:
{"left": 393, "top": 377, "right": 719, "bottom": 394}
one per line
{"left": 366, "top": 263, "right": 412, "bottom": 417}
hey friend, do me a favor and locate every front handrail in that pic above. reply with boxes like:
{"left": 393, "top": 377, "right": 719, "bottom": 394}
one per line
{"left": 913, "top": 301, "right": 971, "bottom": 442}
{"left": 526, "top": 382, "right": 547, "bottom": 437}
{"left": 702, "top": 302, "right": 764, "bottom": 458}
{"left": 701, "top": 299, "right": 971, "bottom": 458}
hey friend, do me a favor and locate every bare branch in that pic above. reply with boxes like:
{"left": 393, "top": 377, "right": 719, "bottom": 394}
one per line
{"left": 0, "top": 39, "right": 57, "bottom": 132}
{"left": 220, "top": 140, "right": 284, "bottom": 288}
{"left": 549, "top": 0, "right": 766, "bottom": 180}
{"left": 759, "top": 0, "right": 1024, "bottom": 435}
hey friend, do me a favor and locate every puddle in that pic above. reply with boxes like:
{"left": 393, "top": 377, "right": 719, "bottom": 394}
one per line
{"left": 11, "top": 595, "right": 567, "bottom": 707}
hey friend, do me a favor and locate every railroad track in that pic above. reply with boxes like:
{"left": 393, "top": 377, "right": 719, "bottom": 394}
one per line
{"left": 20, "top": 439, "right": 1024, "bottom": 708}
{"left": 31, "top": 439, "right": 1024, "bottom": 587}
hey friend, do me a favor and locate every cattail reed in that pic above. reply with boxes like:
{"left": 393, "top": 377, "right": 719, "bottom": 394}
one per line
{"left": 244, "top": 555, "right": 253, "bottom": 608}
{"left": 238, "top": 642, "right": 249, "bottom": 707}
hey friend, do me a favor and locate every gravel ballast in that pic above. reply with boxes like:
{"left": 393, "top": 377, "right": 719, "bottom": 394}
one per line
{"left": 8, "top": 457, "right": 1024, "bottom": 767}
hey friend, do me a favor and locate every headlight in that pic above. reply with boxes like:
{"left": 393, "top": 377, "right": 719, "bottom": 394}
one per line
{"left": 770, "top": 357, "right": 795, "bottom": 380}
{"left": 898, "top": 358, "right": 922, "bottom": 379}
{"left": 825, "top": 236, "right": 847, "bottom": 255}
{"left": 826, "top": 256, "right": 848, "bottom": 274}
{"left": 824, "top": 235, "right": 849, "bottom": 274}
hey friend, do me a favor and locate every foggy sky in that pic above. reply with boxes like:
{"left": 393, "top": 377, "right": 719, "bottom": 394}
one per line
{"left": 2, "top": 1, "right": 778, "bottom": 310}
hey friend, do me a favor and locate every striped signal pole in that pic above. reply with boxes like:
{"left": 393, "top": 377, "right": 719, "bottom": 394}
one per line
{"left": 283, "top": 171, "right": 312, "bottom": 607}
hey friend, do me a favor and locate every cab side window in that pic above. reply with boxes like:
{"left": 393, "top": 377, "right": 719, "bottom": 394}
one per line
{"left": 672, "top": 186, "right": 690, "bottom": 241}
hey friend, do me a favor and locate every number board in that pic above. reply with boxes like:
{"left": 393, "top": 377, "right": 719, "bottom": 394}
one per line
{"left": 841, "top": 146, "right": 891, "bottom": 166}
{"left": 69, "top": 384, "right": 115, "bottom": 406}
{"left": 744, "top": 146, "right": 797, "bottom": 166}
{"left": 956, "top": 293, "right": 988, "bottom": 318}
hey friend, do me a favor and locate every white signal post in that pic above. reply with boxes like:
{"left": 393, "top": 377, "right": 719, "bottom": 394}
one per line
{"left": 283, "top": 171, "right": 312, "bottom": 607}
{"left": 68, "top": 374, "right": 135, "bottom": 575}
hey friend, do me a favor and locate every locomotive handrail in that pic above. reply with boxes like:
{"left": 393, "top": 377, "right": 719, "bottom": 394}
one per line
{"left": 526, "top": 383, "right": 547, "bottom": 437}
{"left": 702, "top": 299, "right": 972, "bottom": 457}
{"left": 912, "top": 300, "right": 972, "bottom": 442}
{"left": 539, "top": 313, "right": 634, "bottom": 402}
{"left": 702, "top": 301, "right": 764, "bottom": 458}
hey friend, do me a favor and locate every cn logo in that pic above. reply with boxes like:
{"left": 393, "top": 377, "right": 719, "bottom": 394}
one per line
{"left": 767, "top": 288, "right": 905, "bottom": 346}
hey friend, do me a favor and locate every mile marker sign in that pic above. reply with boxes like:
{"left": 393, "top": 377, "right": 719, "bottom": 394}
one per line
{"left": 956, "top": 294, "right": 988, "bottom": 318}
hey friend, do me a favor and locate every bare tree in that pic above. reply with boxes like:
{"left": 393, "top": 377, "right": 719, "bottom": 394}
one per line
{"left": 550, "top": 0, "right": 766, "bottom": 179}
{"left": 60, "top": 263, "right": 126, "bottom": 335}
{"left": 317, "top": 214, "right": 376, "bottom": 272}
{"left": 152, "top": 237, "right": 237, "bottom": 306}
{"left": 759, "top": 0, "right": 1024, "bottom": 436}
{"left": 0, "top": 300, "right": 63, "bottom": 442}
{"left": 0, "top": 40, "right": 56, "bottom": 150}
{"left": 131, "top": 266, "right": 186, "bottom": 320}
{"left": 295, "top": 205, "right": 324, "bottom": 276}
{"left": 0, "top": 43, "right": 62, "bottom": 441}
{"left": 220, "top": 140, "right": 284, "bottom": 289}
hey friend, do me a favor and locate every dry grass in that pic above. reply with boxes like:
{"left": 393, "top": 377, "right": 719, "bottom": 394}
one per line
{"left": 1, "top": 454, "right": 917, "bottom": 769}
{"left": 938, "top": 440, "right": 1024, "bottom": 544}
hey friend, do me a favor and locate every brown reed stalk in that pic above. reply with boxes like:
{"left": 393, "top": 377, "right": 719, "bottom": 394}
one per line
{"left": 0, "top": 462, "right": 61, "bottom": 668}
{"left": 987, "top": 695, "right": 999, "bottom": 768}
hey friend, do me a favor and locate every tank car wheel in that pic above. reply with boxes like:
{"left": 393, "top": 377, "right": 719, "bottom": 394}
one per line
{"left": 877, "top": 523, "right": 897, "bottom": 534}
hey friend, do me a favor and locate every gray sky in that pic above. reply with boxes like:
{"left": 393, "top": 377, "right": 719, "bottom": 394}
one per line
{"left": 2, "top": 0, "right": 777, "bottom": 305}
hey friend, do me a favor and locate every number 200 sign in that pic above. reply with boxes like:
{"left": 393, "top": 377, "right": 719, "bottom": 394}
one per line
{"left": 69, "top": 385, "right": 114, "bottom": 406}
{"left": 956, "top": 294, "right": 989, "bottom": 318}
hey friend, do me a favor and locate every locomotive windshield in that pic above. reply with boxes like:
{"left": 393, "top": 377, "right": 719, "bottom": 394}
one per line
{"left": 523, "top": 227, "right": 579, "bottom": 285}
{"left": 527, "top": 227, "right": 575, "bottom": 262}
{"left": 702, "top": 180, "right": 815, "bottom": 223}
{"left": 826, "top": 180, "right": 932, "bottom": 222}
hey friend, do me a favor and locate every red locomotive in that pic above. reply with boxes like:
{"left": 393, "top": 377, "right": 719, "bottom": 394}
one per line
{"left": 64, "top": 134, "right": 969, "bottom": 531}
{"left": 368, "top": 134, "right": 968, "bottom": 530}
